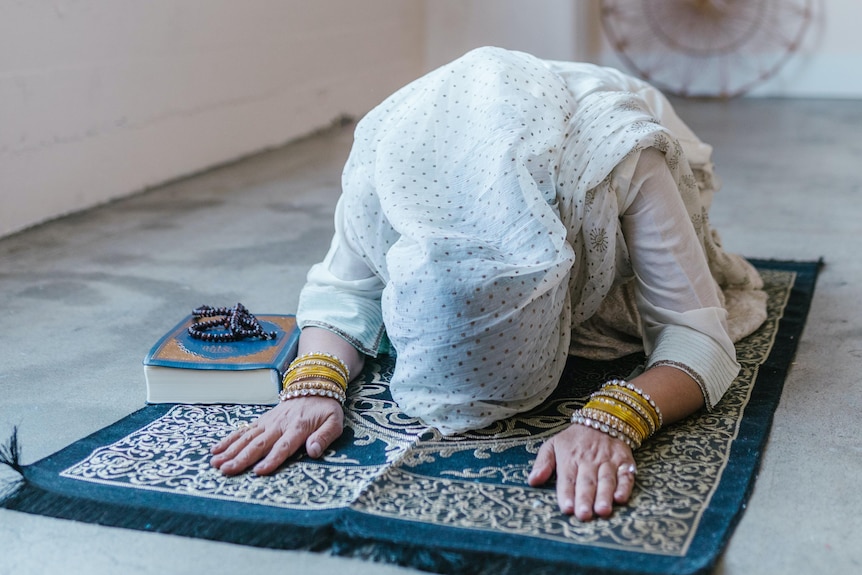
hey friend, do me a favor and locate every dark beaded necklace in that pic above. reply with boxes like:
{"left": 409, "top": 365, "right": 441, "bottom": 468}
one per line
{"left": 187, "top": 303, "right": 277, "bottom": 342}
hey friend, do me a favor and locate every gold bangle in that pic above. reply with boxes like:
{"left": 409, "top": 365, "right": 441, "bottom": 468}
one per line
{"left": 279, "top": 381, "right": 346, "bottom": 405}
{"left": 288, "top": 352, "right": 350, "bottom": 380}
{"left": 603, "top": 379, "right": 663, "bottom": 428}
{"left": 287, "top": 364, "right": 344, "bottom": 379}
{"left": 285, "top": 373, "right": 347, "bottom": 392}
{"left": 580, "top": 407, "right": 643, "bottom": 447}
{"left": 594, "top": 389, "right": 658, "bottom": 435}
{"left": 580, "top": 406, "right": 645, "bottom": 447}
{"left": 571, "top": 409, "right": 640, "bottom": 450}
{"left": 616, "top": 390, "right": 662, "bottom": 431}
{"left": 602, "top": 379, "right": 663, "bottom": 429}
{"left": 287, "top": 359, "right": 349, "bottom": 382}
{"left": 282, "top": 379, "right": 346, "bottom": 395}
{"left": 279, "top": 388, "right": 346, "bottom": 405}
{"left": 283, "top": 365, "right": 347, "bottom": 391}
{"left": 586, "top": 396, "right": 652, "bottom": 440}
{"left": 586, "top": 397, "right": 647, "bottom": 434}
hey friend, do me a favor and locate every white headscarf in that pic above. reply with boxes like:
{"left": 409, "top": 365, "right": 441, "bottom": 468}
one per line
{"left": 336, "top": 47, "right": 762, "bottom": 433}
{"left": 337, "top": 48, "right": 582, "bottom": 432}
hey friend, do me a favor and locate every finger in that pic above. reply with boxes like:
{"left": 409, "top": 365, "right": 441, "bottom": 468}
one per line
{"left": 211, "top": 439, "right": 230, "bottom": 455}
{"left": 210, "top": 425, "right": 264, "bottom": 468}
{"left": 305, "top": 414, "right": 344, "bottom": 459}
{"left": 252, "top": 430, "right": 305, "bottom": 476}
{"left": 211, "top": 422, "right": 256, "bottom": 454}
{"left": 574, "top": 464, "right": 598, "bottom": 521}
{"left": 528, "top": 440, "right": 557, "bottom": 487}
{"left": 614, "top": 462, "right": 637, "bottom": 504}
{"left": 217, "top": 427, "right": 277, "bottom": 476}
{"left": 593, "top": 461, "right": 618, "bottom": 518}
{"left": 556, "top": 459, "right": 577, "bottom": 516}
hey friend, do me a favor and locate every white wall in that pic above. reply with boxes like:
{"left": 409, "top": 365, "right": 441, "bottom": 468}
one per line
{"left": 0, "top": 0, "right": 424, "bottom": 238}
{"left": 424, "top": 0, "right": 585, "bottom": 69}
{"left": 749, "top": 0, "right": 862, "bottom": 98}
{"left": 3, "top": 0, "right": 860, "bottom": 239}
{"left": 421, "top": 0, "right": 614, "bottom": 96}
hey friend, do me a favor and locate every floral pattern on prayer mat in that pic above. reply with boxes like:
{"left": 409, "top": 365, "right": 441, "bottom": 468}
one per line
{"left": 2, "top": 261, "right": 819, "bottom": 575}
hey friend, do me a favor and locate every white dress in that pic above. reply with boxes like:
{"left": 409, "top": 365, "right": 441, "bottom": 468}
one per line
{"left": 297, "top": 47, "right": 766, "bottom": 434}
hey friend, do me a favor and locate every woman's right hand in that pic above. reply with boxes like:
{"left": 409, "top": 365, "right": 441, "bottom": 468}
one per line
{"left": 210, "top": 395, "right": 344, "bottom": 476}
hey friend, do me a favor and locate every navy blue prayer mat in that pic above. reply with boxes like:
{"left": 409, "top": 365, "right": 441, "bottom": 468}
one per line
{"left": 0, "top": 260, "right": 820, "bottom": 575}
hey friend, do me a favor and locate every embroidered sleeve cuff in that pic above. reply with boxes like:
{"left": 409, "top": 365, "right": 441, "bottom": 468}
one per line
{"left": 646, "top": 324, "right": 740, "bottom": 410}
{"left": 296, "top": 271, "right": 386, "bottom": 357}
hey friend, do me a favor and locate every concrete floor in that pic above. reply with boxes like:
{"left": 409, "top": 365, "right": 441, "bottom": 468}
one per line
{"left": 1, "top": 98, "right": 860, "bottom": 574}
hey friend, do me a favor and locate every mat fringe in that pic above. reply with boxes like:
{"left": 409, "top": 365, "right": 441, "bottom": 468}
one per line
{"left": 0, "top": 260, "right": 820, "bottom": 575}
{"left": 330, "top": 537, "right": 635, "bottom": 575}
{"left": 0, "top": 427, "right": 25, "bottom": 503}
{"left": 0, "top": 426, "right": 331, "bottom": 550}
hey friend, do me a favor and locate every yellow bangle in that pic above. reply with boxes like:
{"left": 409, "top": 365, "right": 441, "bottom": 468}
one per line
{"left": 581, "top": 406, "right": 646, "bottom": 446}
{"left": 288, "top": 359, "right": 348, "bottom": 382}
{"left": 602, "top": 379, "right": 663, "bottom": 428}
{"left": 283, "top": 365, "right": 347, "bottom": 391}
{"left": 593, "top": 389, "right": 658, "bottom": 435}
{"left": 288, "top": 352, "right": 350, "bottom": 380}
{"left": 285, "top": 373, "right": 346, "bottom": 392}
{"left": 586, "top": 396, "right": 652, "bottom": 440}
{"left": 572, "top": 409, "right": 641, "bottom": 449}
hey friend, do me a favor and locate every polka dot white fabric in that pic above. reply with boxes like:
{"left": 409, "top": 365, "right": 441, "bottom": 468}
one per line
{"left": 297, "top": 47, "right": 766, "bottom": 434}
{"left": 340, "top": 48, "right": 576, "bottom": 432}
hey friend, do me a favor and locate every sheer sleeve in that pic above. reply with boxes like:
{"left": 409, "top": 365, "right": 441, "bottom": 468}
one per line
{"left": 296, "top": 196, "right": 387, "bottom": 356}
{"left": 620, "top": 148, "right": 739, "bottom": 409}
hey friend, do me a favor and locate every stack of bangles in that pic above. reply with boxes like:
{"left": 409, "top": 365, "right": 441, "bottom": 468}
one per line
{"left": 279, "top": 352, "right": 350, "bottom": 405}
{"left": 571, "top": 379, "right": 663, "bottom": 450}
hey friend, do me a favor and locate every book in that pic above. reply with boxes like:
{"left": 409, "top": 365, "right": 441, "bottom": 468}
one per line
{"left": 143, "top": 314, "right": 300, "bottom": 404}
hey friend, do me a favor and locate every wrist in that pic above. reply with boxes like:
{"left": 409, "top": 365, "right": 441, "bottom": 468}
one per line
{"left": 280, "top": 352, "right": 350, "bottom": 405}
{"left": 570, "top": 379, "right": 663, "bottom": 449}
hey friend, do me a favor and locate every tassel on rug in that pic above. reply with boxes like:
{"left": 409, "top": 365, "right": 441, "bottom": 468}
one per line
{"left": 0, "top": 426, "right": 25, "bottom": 502}
{"left": 0, "top": 417, "right": 336, "bottom": 551}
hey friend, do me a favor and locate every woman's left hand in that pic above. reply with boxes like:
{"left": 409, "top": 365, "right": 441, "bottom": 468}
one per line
{"left": 528, "top": 423, "right": 637, "bottom": 521}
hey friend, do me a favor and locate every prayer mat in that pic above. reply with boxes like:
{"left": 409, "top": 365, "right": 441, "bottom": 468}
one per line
{"left": 0, "top": 260, "right": 820, "bottom": 575}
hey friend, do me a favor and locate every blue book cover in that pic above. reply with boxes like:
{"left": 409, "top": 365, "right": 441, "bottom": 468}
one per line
{"left": 143, "top": 314, "right": 300, "bottom": 404}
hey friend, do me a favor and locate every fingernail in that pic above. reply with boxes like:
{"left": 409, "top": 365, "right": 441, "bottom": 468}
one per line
{"left": 309, "top": 441, "right": 322, "bottom": 458}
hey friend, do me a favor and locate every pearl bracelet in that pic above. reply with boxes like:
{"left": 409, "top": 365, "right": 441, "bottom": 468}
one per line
{"left": 570, "top": 379, "right": 664, "bottom": 450}
{"left": 279, "top": 383, "right": 346, "bottom": 405}
{"left": 571, "top": 410, "right": 639, "bottom": 450}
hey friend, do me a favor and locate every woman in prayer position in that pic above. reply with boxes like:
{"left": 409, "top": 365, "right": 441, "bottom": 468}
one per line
{"left": 210, "top": 47, "right": 766, "bottom": 521}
